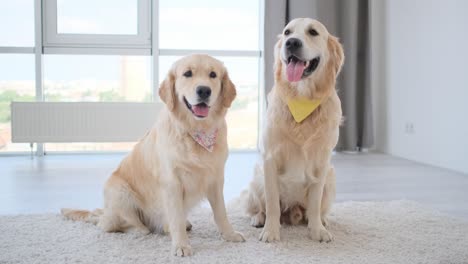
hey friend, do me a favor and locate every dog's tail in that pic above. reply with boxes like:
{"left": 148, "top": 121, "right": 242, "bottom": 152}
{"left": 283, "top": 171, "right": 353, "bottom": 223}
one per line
{"left": 61, "top": 208, "right": 103, "bottom": 225}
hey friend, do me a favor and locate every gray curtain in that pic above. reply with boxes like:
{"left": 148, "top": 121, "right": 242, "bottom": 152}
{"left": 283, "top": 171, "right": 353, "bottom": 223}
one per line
{"left": 263, "top": 0, "right": 374, "bottom": 151}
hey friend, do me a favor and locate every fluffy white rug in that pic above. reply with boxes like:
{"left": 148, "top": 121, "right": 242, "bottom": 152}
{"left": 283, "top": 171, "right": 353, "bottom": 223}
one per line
{"left": 1, "top": 200, "right": 467, "bottom": 264}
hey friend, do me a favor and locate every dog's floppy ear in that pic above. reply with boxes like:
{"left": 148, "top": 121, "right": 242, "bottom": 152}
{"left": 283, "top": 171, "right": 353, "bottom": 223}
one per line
{"left": 273, "top": 36, "right": 283, "bottom": 82}
{"left": 159, "top": 69, "right": 176, "bottom": 111}
{"left": 316, "top": 35, "right": 345, "bottom": 97}
{"left": 327, "top": 35, "right": 345, "bottom": 76}
{"left": 222, "top": 69, "right": 236, "bottom": 108}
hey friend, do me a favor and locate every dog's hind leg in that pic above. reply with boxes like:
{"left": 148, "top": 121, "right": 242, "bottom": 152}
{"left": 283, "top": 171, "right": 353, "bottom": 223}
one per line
{"left": 120, "top": 209, "right": 151, "bottom": 235}
{"left": 97, "top": 211, "right": 124, "bottom": 233}
{"left": 98, "top": 205, "right": 149, "bottom": 234}
{"left": 99, "top": 177, "right": 149, "bottom": 234}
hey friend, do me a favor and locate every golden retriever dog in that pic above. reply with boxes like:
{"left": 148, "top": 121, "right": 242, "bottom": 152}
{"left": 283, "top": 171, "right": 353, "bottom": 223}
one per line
{"left": 62, "top": 54, "right": 245, "bottom": 257}
{"left": 245, "top": 18, "right": 344, "bottom": 243}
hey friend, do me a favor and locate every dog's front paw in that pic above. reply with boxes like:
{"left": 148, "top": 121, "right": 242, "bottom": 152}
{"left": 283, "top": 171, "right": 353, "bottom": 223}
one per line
{"left": 308, "top": 226, "right": 333, "bottom": 242}
{"left": 259, "top": 225, "right": 280, "bottom": 242}
{"left": 172, "top": 243, "right": 193, "bottom": 257}
{"left": 222, "top": 231, "right": 246, "bottom": 242}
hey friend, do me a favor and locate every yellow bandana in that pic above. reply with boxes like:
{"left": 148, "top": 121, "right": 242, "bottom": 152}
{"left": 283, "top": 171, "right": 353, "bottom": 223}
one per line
{"left": 287, "top": 97, "right": 322, "bottom": 123}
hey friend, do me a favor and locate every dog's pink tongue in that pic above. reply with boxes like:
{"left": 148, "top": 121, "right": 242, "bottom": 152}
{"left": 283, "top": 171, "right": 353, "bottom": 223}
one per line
{"left": 286, "top": 60, "right": 306, "bottom": 82}
{"left": 192, "top": 104, "right": 209, "bottom": 117}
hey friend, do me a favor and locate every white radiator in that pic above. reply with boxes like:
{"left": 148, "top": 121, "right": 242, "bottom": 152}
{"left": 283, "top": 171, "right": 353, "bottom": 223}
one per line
{"left": 11, "top": 102, "right": 162, "bottom": 143}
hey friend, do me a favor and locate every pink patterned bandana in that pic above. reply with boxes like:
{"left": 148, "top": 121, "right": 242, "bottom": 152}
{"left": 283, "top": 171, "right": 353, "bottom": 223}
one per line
{"left": 190, "top": 129, "right": 219, "bottom": 152}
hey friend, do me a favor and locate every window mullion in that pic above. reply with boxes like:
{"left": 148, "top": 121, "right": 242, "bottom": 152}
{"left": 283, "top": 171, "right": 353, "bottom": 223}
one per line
{"left": 151, "top": 0, "right": 159, "bottom": 100}
{"left": 34, "top": 0, "right": 44, "bottom": 156}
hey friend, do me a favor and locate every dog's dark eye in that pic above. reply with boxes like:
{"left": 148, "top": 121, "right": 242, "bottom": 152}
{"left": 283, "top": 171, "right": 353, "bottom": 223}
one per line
{"left": 284, "top": 29, "right": 290, "bottom": 36}
{"left": 309, "top": 29, "right": 319, "bottom": 36}
{"left": 209, "top": 71, "right": 217, "bottom": 78}
{"left": 183, "top": 70, "right": 192, "bottom": 77}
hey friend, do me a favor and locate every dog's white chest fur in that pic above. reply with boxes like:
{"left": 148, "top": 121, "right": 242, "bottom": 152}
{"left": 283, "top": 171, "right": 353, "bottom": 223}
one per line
{"left": 277, "top": 157, "right": 318, "bottom": 208}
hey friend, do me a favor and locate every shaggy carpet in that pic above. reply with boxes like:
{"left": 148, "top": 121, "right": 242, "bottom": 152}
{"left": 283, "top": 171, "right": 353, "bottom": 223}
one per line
{"left": 1, "top": 200, "right": 467, "bottom": 264}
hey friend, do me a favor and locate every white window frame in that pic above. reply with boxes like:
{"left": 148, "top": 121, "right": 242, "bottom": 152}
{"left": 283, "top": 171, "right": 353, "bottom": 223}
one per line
{"left": 42, "top": 0, "right": 151, "bottom": 55}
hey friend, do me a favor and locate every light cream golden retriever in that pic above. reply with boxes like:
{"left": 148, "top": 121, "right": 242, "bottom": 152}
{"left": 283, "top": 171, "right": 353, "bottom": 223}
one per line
{"left": 62, "top": 54, "right": 245, "bottom": 257}
{"left": 245, "top": 18, "right": 344, "bottom": 242}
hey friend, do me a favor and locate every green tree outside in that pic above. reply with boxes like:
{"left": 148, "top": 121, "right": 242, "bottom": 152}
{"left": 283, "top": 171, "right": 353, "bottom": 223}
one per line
{"left": 99, "top": 90, "right": 124, "bottom": 102}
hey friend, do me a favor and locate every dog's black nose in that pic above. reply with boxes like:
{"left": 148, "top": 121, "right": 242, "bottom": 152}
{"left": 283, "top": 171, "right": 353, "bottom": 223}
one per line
{"left": 285, "top": 38, "right": 302, "bottom": 51}
{"left": 196, "top": 86, "right": 211, "bottom": 100}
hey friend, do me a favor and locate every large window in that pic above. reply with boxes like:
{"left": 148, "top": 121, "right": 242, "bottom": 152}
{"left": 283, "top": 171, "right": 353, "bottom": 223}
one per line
{"left": 0, "top": 0, "right": 261, "bottom": 154}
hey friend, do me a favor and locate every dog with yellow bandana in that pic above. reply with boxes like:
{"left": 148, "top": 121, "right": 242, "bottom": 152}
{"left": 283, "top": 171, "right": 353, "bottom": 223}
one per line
{"left": 62, "top": 54, "right": 245, "bottom": 257}
{"left": 245, "top": 18, "right": 344, "bottom": 243}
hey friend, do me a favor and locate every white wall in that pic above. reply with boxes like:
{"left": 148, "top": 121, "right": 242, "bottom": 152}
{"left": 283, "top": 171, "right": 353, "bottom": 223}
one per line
{"left": 374, "top": 0, "right": 468, "bottom": 174}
